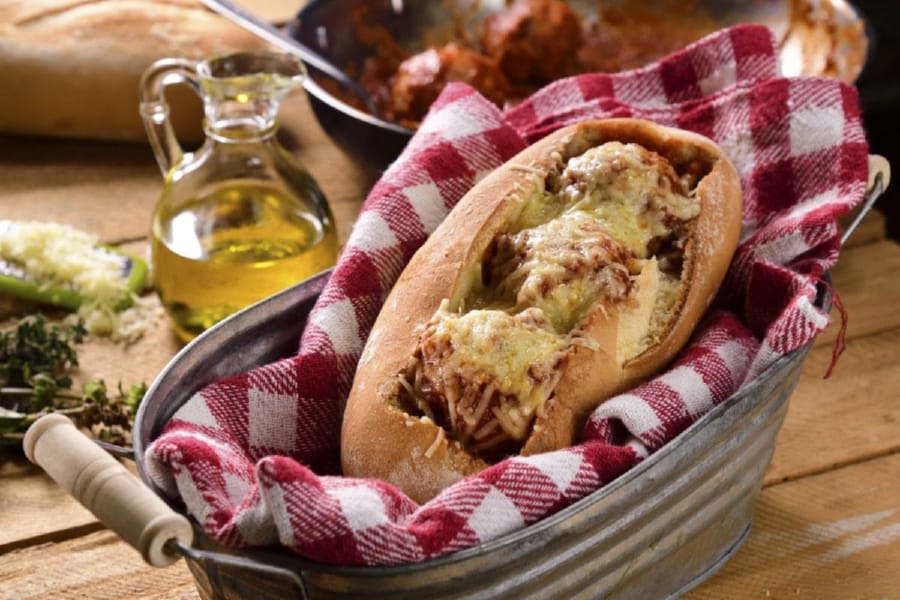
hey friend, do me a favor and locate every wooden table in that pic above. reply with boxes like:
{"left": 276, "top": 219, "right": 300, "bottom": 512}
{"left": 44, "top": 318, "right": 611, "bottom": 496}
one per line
{"left": 1, "top": 90, "right": 899, "bottom": 599}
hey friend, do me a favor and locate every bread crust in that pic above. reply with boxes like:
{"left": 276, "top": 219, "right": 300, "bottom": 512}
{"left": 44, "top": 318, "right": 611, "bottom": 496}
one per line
{"left": 341, "top": 119, "right": 742, "bottom": 504}
{"left": 0, "top": 0, "right": 270, "bottom": 142}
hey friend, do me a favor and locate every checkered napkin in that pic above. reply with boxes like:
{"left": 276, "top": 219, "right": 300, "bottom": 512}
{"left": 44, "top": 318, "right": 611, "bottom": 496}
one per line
{"left": 144, "top": 25, "right": 869, "bottom": 566}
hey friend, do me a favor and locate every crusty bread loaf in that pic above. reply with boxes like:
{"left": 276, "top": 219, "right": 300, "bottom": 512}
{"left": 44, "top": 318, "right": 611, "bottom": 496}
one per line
{"left": 0, "top": 0, "right": 271, "bottom": 142}
{"left": 341, "top": 119, "right": 743, "bottom": 504}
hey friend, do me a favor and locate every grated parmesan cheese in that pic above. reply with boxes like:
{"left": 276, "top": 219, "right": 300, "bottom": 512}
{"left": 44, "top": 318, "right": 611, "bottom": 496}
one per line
{"left": 424, "top": 427, "right": 445, "bottom": 459}
{"left": 0, "top": 220, "right": 159, "bottom": 342}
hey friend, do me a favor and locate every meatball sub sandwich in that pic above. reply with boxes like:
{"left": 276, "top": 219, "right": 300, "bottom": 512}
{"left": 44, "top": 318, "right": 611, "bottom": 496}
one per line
{"left": 341, "top": 119, "right": 743, "bottom": 503}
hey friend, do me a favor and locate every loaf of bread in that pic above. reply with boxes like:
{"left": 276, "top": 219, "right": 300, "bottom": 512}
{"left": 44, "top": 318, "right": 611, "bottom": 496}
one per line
{"left": 0, "top": 0, "right": 272, "bottom": 142}
{"left": 341, "top": 119, "right": 743, "bottom": 503}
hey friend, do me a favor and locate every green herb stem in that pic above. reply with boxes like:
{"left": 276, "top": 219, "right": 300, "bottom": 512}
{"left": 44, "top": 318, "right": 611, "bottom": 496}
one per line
{"left": 1, "top": 387, "right": 83, "bottom": 401}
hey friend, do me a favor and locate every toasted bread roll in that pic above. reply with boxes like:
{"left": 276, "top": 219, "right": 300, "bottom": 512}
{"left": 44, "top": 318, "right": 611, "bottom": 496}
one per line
{"left": 0, "top": 0, "right": 270, "bottom": 142}
{"left": 341, "top": 119, "right": 742, "bottom": 504}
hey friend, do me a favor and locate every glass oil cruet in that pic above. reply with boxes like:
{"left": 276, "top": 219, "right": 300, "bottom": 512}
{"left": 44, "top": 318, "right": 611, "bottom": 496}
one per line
{"left": 139, "top": 51, "right": 337, "bottom": 342}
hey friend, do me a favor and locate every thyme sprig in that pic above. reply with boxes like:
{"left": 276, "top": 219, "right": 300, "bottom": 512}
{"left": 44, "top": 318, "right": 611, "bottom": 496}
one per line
{"left": 0, "top": 315, "right": 146, "bottom": 446}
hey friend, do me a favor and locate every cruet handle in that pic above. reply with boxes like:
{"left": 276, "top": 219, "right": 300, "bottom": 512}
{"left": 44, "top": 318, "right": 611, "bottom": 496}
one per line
{"left": 139, "top": 58, "right": 202, "bottom": 176}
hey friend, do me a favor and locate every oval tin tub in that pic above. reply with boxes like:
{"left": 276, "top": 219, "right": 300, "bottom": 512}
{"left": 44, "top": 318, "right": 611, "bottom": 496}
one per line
{"left": 134, "top": 267, "right": 818, "bottom": 599}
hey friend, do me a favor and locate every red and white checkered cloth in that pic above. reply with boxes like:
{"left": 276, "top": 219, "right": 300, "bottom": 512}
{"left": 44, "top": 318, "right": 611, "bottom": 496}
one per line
{"left": 145, "top": 25, "right": 869, "bottom": 566}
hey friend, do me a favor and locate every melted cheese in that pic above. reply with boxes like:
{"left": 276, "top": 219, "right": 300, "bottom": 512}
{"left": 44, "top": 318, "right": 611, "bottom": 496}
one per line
{"left": 616, "top": 258, "right": 660, "bottom": 363}
{"left": 407, "top": 141, "right": 701, "bottom": 455}
{"left": 511, "top": 187, "right": 564, "bottom": 232}
{"left": 492, "top": 211, "right": 632, "bottom": 332}
{"left": 418, "top": 307, "right": 567, "bottom": 428}
{"left": 559, "top": 142, "right": 699, "bottom": 257}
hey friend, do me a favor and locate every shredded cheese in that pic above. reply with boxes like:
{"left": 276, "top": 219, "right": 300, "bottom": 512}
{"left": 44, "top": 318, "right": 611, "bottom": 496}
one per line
{"left": 473, "top": 418, "right": 500, "bottom": 441}
{"left": 508, "top": 163, "right": 545, "bottom": 177}
{"left": 0, "top": 220, "right": 159, "bottom": 342}
{"left": 397, "top": 373, "right": 417, "bottom": 399}
{"left": 424, "top": 427, "right": 445, "bottom": 459}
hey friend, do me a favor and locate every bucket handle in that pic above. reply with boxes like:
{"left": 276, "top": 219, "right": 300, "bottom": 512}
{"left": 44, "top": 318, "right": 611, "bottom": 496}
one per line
{"left": 841, "top": 155, "right": 891, "bottom": 248}
{"left": 24, "top": 413, "right": 309, "bottom": 597}
{"left": 23, "top": 414, "right": 193, "bottom": 567}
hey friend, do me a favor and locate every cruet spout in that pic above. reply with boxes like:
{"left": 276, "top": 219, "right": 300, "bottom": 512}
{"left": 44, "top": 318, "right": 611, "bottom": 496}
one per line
{"left": 139, "top": 51, "right": 307, "bottom": 173}
{"left": 198, "top": 52, "right": 307, "bottom": 138}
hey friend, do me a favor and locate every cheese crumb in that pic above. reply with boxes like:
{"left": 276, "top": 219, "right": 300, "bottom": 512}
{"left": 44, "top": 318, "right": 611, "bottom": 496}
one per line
{"left": 0, "top": 220, "right": 158, "bottom": 341}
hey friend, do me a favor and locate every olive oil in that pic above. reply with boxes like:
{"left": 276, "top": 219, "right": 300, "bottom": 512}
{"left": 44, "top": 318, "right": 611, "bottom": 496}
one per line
{"left": 152, "top": 182, "right": 337, "bottom": 341}
{"left": 140, "top": 51, "right": 339, "bottom": 341}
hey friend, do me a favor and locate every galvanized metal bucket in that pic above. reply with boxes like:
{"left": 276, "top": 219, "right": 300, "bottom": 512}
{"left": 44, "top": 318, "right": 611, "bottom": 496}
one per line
{"left": 130, "top": 271, "right": 806, "bottom": 600}
{"left": 127, "top": 161, "right": 888, "bottom": 599}
{"left": 12, "top": 167, "right": 875, "bottom": 600}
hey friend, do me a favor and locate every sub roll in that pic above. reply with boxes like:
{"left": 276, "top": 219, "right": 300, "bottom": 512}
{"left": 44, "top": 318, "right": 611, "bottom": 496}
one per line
{"left": 341, "top": 119, "right": 743, "bottom": 504}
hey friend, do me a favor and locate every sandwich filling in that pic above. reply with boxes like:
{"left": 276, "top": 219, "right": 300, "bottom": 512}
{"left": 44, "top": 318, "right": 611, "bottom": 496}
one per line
{"left": 396, "top": 141, "right": 702, "bottom": 459}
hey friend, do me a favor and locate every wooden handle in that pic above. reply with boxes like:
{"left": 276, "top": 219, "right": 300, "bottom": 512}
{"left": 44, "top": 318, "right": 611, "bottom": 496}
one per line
{"left": 868, "top": 155, "right": 891, "bottom": 193}
{"left": 23, "top": 414, "right": 193, "bottom": 567}
{"left": 842, "top": 155, "right": 892, "bottom": 248}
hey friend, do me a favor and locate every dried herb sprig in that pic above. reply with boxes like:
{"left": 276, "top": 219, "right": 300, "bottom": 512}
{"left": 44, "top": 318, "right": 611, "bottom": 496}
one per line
{"left": 0, "top": 314, "right": 145, "bottom": 446}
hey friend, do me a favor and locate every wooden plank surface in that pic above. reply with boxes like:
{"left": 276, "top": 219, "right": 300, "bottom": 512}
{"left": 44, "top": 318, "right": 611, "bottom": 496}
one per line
{"left": 0, "top": 93, "right": 376, "bottom": 250}
{"left": 0, "top": 530, "right": 198, "bottom": 600}
{"left": 766, "top": 326, "right": 900, "bottom": 486}
{"left": 814, "top": 239, "right": 900, "bottom": 350}
{"left": 0, "top": 454, "right": 101, "bottom": 554}
{"left": 762, "top": 236, "right": 900, "bottom": 486}
{"left": 688, "top": 453, "right": 900, "bottom": 599}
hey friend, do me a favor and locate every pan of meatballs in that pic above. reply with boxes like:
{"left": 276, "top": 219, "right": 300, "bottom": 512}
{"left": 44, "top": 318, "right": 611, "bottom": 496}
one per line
{"left": 287, "top": 0, "right": 867, "bottom": 170}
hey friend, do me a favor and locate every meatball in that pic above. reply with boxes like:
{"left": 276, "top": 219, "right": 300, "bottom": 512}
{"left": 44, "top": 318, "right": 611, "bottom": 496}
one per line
{"left": 481, "top": 0, "right": 584, "bottom": 86}
{"left": 389, "top": 43, "right": 511, "bottom": 124}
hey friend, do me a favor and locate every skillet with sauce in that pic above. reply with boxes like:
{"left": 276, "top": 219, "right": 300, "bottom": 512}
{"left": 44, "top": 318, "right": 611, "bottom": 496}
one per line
{"left": 314, "top": 0, "right": 868, "bottom": 130}
{"left": 332, "top": 0, "right": 720, "bottom": 127}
